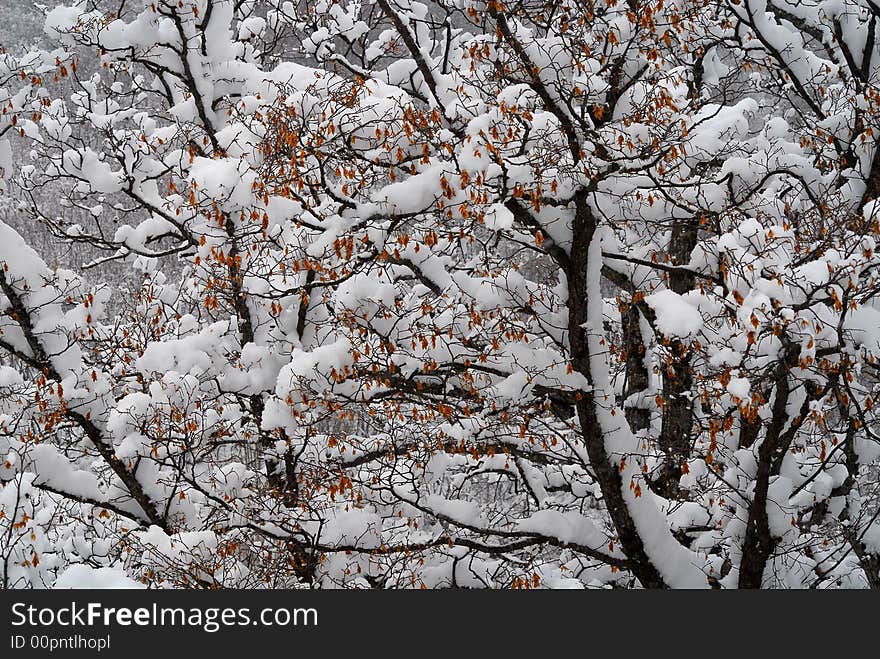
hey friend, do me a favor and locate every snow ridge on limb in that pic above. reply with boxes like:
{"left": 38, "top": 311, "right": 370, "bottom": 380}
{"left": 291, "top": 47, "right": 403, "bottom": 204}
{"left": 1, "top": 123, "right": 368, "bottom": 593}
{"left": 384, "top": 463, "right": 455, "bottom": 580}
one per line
{"left": 587, "top": 226, "right": 709, "bottom": 588}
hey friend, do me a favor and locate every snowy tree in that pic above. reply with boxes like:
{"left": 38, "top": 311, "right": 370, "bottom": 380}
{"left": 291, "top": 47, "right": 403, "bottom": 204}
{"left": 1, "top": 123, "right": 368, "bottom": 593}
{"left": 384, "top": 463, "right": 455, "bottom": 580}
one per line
{"left": 0, "top": 0, "right": 879, "bottom": 589}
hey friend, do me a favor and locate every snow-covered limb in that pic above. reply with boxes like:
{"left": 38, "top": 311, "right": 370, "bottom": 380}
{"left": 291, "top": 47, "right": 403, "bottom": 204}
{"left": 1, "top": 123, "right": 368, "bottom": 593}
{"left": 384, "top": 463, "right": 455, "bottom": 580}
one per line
{"left": 1, "top": 0, "right": 880, "bottom": 589}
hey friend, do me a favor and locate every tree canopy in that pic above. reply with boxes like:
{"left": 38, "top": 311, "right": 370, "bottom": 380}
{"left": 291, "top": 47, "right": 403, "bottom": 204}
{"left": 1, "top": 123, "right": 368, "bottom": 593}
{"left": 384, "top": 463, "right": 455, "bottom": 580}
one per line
{"left": 1, "top": 0, "right": 880, "bottom": 589}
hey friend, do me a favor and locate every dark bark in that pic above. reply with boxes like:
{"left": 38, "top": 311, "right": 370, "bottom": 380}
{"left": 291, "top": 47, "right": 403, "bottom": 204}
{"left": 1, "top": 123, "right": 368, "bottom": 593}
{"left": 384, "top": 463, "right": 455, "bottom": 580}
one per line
{"left": 222, "top": 214, "right": 314, "bottom": 580}
{"left": 737, "top": 368, "right": 788, "bottom": 588}
{"left": 622, "top": 302, "right": 650, "bottom": 433}
{"left": 739, "top": 350, "right": 810, "bottom": 588}
{"left": 655, "top": 218, "right": 699, "bottom": 498}
{"left": 567, "top": 190, "right": 668, "bottom": 589}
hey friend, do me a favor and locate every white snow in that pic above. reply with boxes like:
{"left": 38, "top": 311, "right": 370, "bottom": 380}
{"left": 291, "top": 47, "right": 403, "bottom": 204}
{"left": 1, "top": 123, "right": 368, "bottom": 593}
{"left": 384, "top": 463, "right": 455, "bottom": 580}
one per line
{"left": 645, "top": 289, "right": 704, "bottom": 338}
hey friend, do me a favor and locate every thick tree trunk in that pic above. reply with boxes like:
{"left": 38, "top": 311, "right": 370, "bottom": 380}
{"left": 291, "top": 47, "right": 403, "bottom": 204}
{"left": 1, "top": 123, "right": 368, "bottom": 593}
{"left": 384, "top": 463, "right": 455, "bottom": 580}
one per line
{"left": 622, "top": 302, "right": 650, "bottom": 433}
{"left": 655, "top": 218, "right": 699, "bottom": 498}
{"left": 568, "top": 191, "right": 668, "bottom": 589}
{"left": 739, "top": 354, "right": 806, "bottom": 588}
